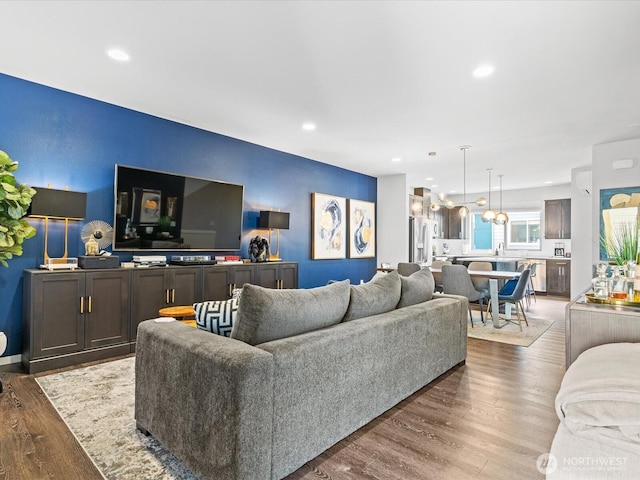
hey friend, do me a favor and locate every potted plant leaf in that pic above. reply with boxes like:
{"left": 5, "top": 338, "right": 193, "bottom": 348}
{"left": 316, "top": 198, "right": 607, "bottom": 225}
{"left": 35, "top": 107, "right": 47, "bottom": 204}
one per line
{"left": 600, "top": 221, "right": 638, "bottom": 266}
{"left": 0, "top": 150, "right": 37, "bottom": 267}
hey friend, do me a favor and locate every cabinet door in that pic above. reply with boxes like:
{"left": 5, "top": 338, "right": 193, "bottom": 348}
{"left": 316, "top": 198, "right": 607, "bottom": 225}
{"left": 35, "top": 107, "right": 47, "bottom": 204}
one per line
{"left": 230, "top": 264, "right": 254, "bottom": 290}
{"left": 545, "top": 199, "right": 571, "bottom": 239}
{"left": 130, "top": 269, "right": 168, "bottom": 341}
{"left": 255, "top": 263, "right": 279, "bottom": 289}
{"left": 85, "top": 270, "right": 130, "bottom": 348}
{"left": 203, "top": 267, "right": 232, "bottom": 300}
{"left": 31, "top": 273, "right": 85, "bottom": 358}
{"left": 561, "top": 199, "right": 571, "bottom": 239}
{"left": 168, "top": 267, "right": 202, "bottom": 305}
{"left": 280, "top": 263, "right": 298, "bottom": 289}
{"left": 545, "top": 200, "right": 562, "bottom": 239}
{"left": 447, "top": 207, "right": 463, "bottom": 239}
{"left": 547, "top": 261, "right": 570, "bottom": 297}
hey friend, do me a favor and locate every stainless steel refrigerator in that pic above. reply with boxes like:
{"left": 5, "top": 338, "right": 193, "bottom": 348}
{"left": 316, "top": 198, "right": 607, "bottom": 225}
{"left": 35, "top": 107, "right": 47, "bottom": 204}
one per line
{"left": 409, "top": 216, "right": 437, "bottom": 266}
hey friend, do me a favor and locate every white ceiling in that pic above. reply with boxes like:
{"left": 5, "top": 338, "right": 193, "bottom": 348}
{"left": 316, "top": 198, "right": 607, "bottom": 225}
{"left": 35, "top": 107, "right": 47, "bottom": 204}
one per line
{"left": 1, "top": 1, "right": 639, "bottom": 197}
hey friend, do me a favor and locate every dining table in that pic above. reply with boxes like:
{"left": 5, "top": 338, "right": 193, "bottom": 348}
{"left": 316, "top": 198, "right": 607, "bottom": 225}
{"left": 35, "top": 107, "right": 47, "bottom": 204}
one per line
{"left": 429, "top": 267, "right": 521, "bottom": 328}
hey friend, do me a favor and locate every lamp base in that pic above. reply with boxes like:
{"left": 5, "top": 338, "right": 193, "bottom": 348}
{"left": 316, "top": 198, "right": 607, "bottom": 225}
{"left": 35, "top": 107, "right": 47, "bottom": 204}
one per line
{"left": 268, "top": 257, "right": 282, "bottom": 262}
{"left": 40, "top": 257, "right": 79, "bottom": 271}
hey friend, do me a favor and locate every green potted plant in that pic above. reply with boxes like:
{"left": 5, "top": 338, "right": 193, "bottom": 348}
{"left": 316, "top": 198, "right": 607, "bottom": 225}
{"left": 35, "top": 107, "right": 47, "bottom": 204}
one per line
{"left": 600, "top": 221, "right": 638, "bottom": 266}
{"left": 0, "top": 150, "right": 37, "bottom": 267}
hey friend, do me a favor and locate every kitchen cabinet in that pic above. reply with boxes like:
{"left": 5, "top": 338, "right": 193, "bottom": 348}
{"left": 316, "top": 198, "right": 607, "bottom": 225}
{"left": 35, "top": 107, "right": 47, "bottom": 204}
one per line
{"left": 545, "top": 198, "right": 571, "bottom": 239}
{"left": 547, "top": 259, "right": 571, "bottom": 297}
{"left": 23, "top": 269, "right": 130, "bottom": 373}
{"left": 436, "top": 207, "right": 466, "bottom": 239}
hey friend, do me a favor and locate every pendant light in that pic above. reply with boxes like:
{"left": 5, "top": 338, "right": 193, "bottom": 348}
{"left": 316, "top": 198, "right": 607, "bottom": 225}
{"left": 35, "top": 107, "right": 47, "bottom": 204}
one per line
{"left": 494, "top": 174, "right": 509, "bottom": 225}
{"left": 481, "top": 168, "right": 496, "bottom": 223}
{"left": 458, "top": 146, "right": 470, "bottom": 218}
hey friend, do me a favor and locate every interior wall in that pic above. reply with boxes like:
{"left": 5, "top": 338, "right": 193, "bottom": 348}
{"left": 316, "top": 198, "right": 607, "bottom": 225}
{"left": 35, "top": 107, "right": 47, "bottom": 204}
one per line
{"left": 377, "top": 174, "right": 409, "bottom": 267}
{"left": 571, "top": 165, "right": 594, "bottom": 297}
{"left": 0, "top": 73, "right": 377, "bottom": 357}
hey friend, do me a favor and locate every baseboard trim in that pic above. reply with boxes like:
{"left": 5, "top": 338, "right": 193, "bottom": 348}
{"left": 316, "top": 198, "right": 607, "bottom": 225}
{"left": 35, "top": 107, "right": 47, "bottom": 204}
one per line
{"left": 0, "top": 354, "right": 22, "bottom": 366}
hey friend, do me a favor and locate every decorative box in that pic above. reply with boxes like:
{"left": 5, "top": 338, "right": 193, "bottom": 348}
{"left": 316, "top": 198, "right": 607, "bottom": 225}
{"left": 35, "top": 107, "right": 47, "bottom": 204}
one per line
{"left": 78, "top": 255, "right": 121, "bottom": 269}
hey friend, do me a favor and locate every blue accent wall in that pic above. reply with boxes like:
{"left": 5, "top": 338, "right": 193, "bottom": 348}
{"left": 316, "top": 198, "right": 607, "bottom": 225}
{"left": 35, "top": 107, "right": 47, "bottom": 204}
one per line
{"left": 0, "top": 73, "right": 377, "bottom": 358}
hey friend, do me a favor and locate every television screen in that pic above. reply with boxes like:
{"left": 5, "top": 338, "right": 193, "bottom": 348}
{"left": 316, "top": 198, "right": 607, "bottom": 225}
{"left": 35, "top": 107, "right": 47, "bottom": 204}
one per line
{"left": 113, "top": 165, "right": 244, "bottom": 251}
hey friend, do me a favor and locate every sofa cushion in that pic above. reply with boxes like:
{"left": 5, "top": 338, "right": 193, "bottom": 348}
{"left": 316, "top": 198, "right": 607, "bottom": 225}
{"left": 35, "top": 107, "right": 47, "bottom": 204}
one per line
{"left": 230, "top": 280, "right": 351, "bottom": 345}
{"left": 397, "top": 268, "right": 435, "bottom": 308}
{"left": 194, "top": 297, "right": 239, "bottom": 337}
{"left": 342, "top": 270, "right": 401, "bottom": 322}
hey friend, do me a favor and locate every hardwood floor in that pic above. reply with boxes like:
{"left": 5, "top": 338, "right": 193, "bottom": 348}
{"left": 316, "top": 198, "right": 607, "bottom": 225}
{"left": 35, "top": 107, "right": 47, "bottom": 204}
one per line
{"left": 0, "top": 296, "right": 567, "bottom": 480}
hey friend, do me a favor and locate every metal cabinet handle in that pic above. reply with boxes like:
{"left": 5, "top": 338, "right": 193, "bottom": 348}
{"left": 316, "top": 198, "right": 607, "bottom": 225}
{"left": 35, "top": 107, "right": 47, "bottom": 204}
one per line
{"left": 171, "top": 288, "right": 175, "bottom": 303}
{"left": 80, "top": 296, "right": 84, "bottom": 314}
{"left": 88, "top": 296, "right": 92, "bottom": 313}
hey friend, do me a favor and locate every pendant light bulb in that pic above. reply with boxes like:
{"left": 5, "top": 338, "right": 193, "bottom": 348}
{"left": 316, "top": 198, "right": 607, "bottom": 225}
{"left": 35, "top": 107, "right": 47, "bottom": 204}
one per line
{"left": 476, "top": 197, "right": 487, "bottom": 207}
{"left": 459, "top": 205, "right": 469, "bottom": 218}
{"left": 430, "top": 202, "right": 441, "bottom": 212}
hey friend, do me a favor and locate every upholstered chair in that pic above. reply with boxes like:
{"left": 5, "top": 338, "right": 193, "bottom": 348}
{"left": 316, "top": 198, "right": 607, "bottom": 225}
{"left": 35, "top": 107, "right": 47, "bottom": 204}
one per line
{"left": 441, "top": 264, "right": 487, "bottom": 327}
{"left": 397, "top": 262, "right": 421, "bottom": 277}
{"left": 467, "top": 261, "right": 492, "bottom": 296}
{"left": 430, "top": 260, "right": 451, "bottom": 293}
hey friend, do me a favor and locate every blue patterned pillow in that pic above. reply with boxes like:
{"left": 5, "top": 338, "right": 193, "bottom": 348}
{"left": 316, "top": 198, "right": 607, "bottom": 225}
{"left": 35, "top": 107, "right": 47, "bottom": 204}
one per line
{"left": 194, "top": 298, "right": 239, "bottom": 337}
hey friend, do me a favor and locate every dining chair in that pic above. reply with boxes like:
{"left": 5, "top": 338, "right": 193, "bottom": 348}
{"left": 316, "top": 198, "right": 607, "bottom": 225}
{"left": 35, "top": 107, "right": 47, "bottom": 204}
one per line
{"left": 488, "top": 268, "right": 531, "bottom": 331}
{"left": 441, "top": 264, "right": 487, "bottom": 327}
{"left": 525, "top": 262, "right": 538, "bottom": 307}
{"left": 467, "top": 261, "right": 492, "bottom": 296}
{"left": 430, "top": 260, "right": 451, "bottom": 293}
{"left": 397, "top": 262, "right": 421, "bottom": 277}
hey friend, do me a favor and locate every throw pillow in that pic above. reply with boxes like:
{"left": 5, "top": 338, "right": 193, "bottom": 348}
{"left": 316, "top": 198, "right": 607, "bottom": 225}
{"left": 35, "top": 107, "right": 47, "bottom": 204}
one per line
{"left": 230, "top": 279, "right": 351, "bottom": 345}
{"left": 194, "top": 298, "right": 239, "bottom": 337}
{"left": 397, "top": 268, "right": 435, "bottom": 308}
{"left": 342, "top": 270, "right": 401, "bottom": 322}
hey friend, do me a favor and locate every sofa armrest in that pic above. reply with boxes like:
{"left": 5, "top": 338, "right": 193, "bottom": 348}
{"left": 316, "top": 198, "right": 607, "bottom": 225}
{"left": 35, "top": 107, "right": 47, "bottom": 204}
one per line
{"left": 135, "top": 320, "right": 274, "bottom": 480}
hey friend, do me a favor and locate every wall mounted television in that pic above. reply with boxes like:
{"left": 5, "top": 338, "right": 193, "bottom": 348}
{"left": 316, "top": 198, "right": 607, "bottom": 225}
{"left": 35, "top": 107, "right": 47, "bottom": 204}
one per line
{"left": 113, "top": 165, "right": 244, "bottom": 251}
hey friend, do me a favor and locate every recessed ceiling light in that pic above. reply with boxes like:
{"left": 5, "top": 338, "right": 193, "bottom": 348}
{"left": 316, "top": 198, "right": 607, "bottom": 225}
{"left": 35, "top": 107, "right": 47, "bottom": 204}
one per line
{"left": 107, "top": 48, "right": 130, "bottom": 62}
{"left": 302, "top": 122, "right": 316, "bottom": 131}
{"left": 473, "top": 64, "right": 494, "bottom": 78}
{"left": 544, "top": 181, "right": 553, "bottom": 184}
{"left": 431, "top": 184, "right": 439, "bottom": 188}
{"left": 391, "top": 157, "right": 402, "bottom": 163}
{"left": 425, "top": 177, "right": 434, "bottom": 181}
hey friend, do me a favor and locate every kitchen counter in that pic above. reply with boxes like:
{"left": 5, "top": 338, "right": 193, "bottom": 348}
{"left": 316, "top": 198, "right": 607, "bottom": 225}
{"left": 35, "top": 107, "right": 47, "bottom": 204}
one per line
{"left": 440, "top": 254, "right": 571, "bottom": 262}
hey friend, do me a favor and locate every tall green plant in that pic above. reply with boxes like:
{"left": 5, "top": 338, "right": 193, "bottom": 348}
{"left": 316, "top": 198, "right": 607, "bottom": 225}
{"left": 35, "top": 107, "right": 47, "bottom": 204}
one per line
{"left": 600, "top": 221, "right": 638, "bottom": 266}
{"left": 0, "top": 150, "right": 37, "bottom": 267}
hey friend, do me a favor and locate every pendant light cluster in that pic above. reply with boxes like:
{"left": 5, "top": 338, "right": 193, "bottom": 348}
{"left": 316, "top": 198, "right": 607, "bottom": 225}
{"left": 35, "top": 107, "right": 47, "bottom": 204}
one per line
{"left": 481, "top": 169, "right": 509, "bottom": 224}
{"left": 429, "top": 146, "right": 488, "bottom": 213}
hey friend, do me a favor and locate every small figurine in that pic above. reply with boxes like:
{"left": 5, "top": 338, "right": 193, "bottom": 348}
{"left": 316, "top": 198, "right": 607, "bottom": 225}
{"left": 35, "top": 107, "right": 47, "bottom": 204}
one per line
{"left": 85, "top": 235, "right": 99, "bottom": 256}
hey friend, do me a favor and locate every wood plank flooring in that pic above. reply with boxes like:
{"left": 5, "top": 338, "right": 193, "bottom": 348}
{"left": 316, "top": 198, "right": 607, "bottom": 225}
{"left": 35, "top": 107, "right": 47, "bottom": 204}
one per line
{"left": 0, "top": 296, "right": 567, "bottom": 480}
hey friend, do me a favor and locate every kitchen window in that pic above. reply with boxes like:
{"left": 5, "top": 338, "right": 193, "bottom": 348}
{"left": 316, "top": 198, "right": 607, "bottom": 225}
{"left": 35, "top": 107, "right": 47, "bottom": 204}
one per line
{"left": 471, "top": 211, "right": 541, "bottom": 251}
{"left": 506, "top": 211, "right": 541, "bottom": 250}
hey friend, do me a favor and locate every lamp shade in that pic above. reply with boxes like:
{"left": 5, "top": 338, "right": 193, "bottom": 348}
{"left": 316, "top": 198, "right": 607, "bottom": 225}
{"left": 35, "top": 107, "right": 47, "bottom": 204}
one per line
{"left": 259, "top": 211, "right": 290, "bottom": 230}
{"left": 28, "top": 187, "right": 87, "bottom": 219}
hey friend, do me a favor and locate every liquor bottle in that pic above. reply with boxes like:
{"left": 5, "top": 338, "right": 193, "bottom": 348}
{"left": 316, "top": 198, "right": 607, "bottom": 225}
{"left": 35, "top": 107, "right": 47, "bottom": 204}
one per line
{"left": 608, "top": 266, "right": 628, "bottom": 300}
{"left": 593, "top": 263, "right": 609, "bottom": 299}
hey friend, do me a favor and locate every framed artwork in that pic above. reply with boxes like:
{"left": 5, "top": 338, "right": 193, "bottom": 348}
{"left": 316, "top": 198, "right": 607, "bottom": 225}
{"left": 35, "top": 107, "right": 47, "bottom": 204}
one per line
{"left": 599, "top": 186, "right": 640, "bottom": 260}
{"left": 312, "top": 193, "right": 346, "bottom": 259}
{"left": 348, "top": 199, "right": 376, "bottom": 258}
{"left": 132, "top": 188, "right": 162, "bottom": 225}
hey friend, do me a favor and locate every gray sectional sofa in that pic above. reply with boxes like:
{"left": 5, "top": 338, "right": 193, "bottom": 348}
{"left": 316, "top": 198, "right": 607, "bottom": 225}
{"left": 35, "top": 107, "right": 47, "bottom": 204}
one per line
{"left": 135, "top": 269, "right": 468, "bottom": 480}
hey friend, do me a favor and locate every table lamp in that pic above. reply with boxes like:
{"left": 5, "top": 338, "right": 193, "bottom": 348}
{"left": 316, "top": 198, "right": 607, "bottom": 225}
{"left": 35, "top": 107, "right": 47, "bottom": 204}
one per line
{"left": 259, "top": 210, "right": 290, "bottom": 261}
{"left": 28, "top": 187, "right": 87, "bottom": 264}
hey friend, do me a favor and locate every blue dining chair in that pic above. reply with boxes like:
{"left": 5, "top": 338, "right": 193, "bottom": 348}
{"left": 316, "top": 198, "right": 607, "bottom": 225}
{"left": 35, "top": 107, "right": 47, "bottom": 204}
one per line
{"left": 488, "top": 268, "right": 531, "bottom": 331}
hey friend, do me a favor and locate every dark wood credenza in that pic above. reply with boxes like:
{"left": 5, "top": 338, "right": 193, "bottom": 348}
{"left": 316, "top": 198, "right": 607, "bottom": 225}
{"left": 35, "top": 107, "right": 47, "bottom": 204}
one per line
{"left": 22, "top": 262, "right": 298, "bottom": 373}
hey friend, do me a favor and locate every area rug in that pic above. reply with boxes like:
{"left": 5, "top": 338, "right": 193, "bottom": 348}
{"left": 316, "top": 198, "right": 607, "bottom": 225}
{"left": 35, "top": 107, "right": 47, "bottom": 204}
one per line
{"left": 36, "top": 357, "right": 195, "bottom": 480}
{"left": 467, "top": 313, "right": 555, "bottom": 347}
